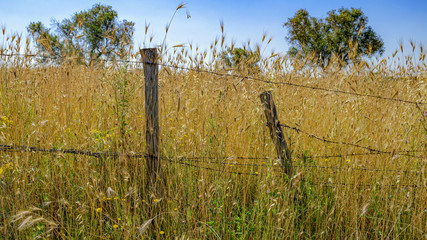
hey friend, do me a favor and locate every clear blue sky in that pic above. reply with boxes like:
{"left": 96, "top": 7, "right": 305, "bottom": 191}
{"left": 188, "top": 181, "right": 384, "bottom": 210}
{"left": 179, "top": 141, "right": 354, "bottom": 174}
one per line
{"left": 1, "top": 0, "right": 426, "bottom": 57}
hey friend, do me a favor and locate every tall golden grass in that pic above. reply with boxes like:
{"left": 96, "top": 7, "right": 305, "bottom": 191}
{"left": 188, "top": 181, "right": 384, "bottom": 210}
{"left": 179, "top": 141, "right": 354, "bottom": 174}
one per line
{"left": 0, "top": 25, "right": 426, "bottom": 239}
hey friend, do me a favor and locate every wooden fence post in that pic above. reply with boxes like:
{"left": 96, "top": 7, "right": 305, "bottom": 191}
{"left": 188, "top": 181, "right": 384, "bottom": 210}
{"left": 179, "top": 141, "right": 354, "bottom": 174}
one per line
{"left": 259, "top": 91, "right": 292, "bottom": 177}
{"left": 141, "top": 48, "right": 161, "bottom": 191}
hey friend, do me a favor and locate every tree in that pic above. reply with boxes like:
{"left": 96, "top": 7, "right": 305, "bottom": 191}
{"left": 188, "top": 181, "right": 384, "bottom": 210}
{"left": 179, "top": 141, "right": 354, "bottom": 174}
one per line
{"left": 221, "top": 47, "right": 260, "bottom": 74}
{"left": 284, "top": 8, "right": 384, "bottom": 68}
{"left": 27, "top": 4, "right": 135, "bottom": 64}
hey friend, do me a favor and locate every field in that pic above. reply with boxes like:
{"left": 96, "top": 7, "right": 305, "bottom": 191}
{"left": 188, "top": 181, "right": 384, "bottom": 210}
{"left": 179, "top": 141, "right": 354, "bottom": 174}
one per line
{"left": 0, "top": 31, "right": 426, "bottom": 239}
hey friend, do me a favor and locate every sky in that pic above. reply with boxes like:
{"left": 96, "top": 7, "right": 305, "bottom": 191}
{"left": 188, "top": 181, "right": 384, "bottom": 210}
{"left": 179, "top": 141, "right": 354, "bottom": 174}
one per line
{"left": 1, "top": 0, "right": 426, "bottom": 57}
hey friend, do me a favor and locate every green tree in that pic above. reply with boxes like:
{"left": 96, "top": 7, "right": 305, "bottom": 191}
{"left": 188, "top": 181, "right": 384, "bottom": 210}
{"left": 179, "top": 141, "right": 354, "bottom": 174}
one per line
{"left": 27, "top": 4, "right": 135, "bottom": 64}
{"left": 284, "top": 8, "right": 384, "bottom": 68}
{"left": 221, "top": 47, "right": 260, "bottom": 74}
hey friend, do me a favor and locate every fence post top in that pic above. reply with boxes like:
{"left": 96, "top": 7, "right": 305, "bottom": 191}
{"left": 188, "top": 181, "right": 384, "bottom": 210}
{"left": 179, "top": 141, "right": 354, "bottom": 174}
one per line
{"left": 260, "top": 91, "right": 272, "bottom": 98}
{"left": 140, "top": 48, "right": 159, "bottom": 63}
{"left": 260, "top": 90, "right": 272, "bottom": 95}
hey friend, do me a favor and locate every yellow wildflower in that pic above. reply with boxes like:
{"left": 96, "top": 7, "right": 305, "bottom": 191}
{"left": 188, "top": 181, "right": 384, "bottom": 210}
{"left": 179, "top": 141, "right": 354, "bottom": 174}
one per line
{"left": 96, "top": 208, "right": 102, "bottom": 213}
{"left": 0, "top": 163, "right": 13, "bottom": 176}
{"left": 113, "top": 224, "right": 119, "bottom": 229}
{"left": 160, "top": 231, "right": 165, "bottom": 235}
{"left": 1, "top": 116, "right": 13, "bottom": 126}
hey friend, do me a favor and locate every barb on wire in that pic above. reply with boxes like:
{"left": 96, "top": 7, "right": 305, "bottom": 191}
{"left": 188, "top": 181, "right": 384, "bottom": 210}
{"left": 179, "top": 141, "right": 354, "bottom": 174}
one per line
{"left": 280, "top": 123, "right": 426, "bottom": 159}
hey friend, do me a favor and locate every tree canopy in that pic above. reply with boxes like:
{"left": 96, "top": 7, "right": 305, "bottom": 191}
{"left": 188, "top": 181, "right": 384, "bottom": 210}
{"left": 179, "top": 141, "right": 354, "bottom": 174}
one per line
{"left": 27, "top": 4, "right": 135, "bottom": 64}
{"left": 221, "top": 47, "right": 260, "bottom": 74}
{"left": 284, "top": 8, "right": 384, "bottom": 68}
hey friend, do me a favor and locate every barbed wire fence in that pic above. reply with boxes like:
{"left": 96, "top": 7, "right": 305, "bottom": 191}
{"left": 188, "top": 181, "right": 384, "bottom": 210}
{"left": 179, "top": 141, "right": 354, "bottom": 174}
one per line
{"left": 0, "top": 144, "right": 423, "bottom": 189}
{"left": 1, "top": 50, "right": 426, "bottom": 189}
{"left": 0, "top": 144, "right": 423, "bottom": 171}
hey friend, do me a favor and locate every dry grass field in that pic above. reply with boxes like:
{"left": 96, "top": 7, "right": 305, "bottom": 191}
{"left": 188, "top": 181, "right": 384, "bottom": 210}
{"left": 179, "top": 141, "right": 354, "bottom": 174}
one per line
{"left": 0, "top": 29, "right": 426, "bottom": 239}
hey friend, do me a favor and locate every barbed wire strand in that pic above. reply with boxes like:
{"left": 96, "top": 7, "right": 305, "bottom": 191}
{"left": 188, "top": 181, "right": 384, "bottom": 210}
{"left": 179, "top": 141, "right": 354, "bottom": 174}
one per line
{"left": 293, "top": 164, "right": 422, "bottom": 174}
{"left": 170, "top": 156, "right": 422, "bottom": 174}
{"left": 166, "top": 157, "right": 269, "bottom": 167}
{"left": 0, "top": 144, "right": 266, "bottom": 162}
{"left": 310, "top": 181, "right": 421, "bottom": 189}
{"left": 1, "top": 144, "right": 423, "bottom": 174}
{"left": 172, "top": 156, "right": 268, "bottom": 161}
{"left": 1, "top": 53, "right": 425, "bottom": 105}
{"left": 1, "top": 144, "right": 423, "bottom": 187}
{"left": 280, "top": 123, "right": 426, "bottom": 159}
{"left": 0, "top": 144, "right": 144, "bottom": 158}
{"left": 0, "top": 53, "right": 143, "bottom": 65}
{"left": 158, "top": 62, "right": 427, "bottom": 106}
{"left": 167, "top": 158, "right": 422, "bottom": 188}
{"left": 307, "top": 151, "right": 424, "bottom": 159}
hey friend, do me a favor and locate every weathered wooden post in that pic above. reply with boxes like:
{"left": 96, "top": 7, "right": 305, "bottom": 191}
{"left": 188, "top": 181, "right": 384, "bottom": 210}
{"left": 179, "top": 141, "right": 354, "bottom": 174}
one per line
{"left": 141, "top": 48, "right": 161, "bottom": 191}
{"left": 260, "top": 91, "right": 292, "bottom": 177}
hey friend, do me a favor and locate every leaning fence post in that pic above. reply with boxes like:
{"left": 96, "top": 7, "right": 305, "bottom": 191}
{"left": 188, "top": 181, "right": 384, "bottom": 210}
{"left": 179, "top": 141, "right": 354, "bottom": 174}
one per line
{"left": 141, "top": 48, "right": 161, "bottom": 191}
{"left": 260, "top": 91, "right": 292, "bottom": 177}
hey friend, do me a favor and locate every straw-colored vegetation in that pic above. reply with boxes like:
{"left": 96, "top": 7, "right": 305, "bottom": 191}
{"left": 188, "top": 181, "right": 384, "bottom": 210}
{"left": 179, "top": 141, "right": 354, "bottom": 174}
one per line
{"left": 0, "top": 21, "right": 426, "bottom": 239}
